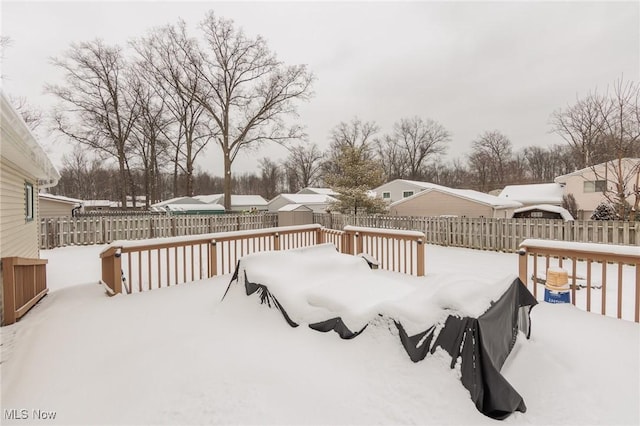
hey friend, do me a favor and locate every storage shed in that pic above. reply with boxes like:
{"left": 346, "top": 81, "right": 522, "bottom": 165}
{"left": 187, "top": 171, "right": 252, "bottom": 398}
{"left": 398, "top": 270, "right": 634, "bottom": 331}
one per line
{"left": 278, "top": 204, "right": 313, "bottom": 226}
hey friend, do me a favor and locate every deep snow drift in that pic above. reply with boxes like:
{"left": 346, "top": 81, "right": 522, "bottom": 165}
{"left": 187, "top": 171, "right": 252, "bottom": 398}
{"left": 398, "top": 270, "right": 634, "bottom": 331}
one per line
{"left": 1, "top": 243, "right": 638, "bottom": 425}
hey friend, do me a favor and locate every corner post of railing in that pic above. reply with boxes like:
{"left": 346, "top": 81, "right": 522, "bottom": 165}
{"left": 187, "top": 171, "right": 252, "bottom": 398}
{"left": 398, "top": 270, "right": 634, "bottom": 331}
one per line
{"left": 101, "top": 247, "right": 122, "bottom": 295}
{"left": 2, "top": 257, "right": 17, "bottom": 325}
{"left": 209, "top": 239, "right": 218, "bottom": 277}
{"left": 416, "top": 238, "right": 425, "bottom": 277}
{"left": 342, "top": 228, "right": 353, "bottom": 255}
{"left": 518, "top": 246, "right": 528, "bottom": 288}
{"left": 317, "top": 227, "right": 325, "bottom": 245}
{"left": 355, "top": 231, "right": 363, "bottom": 255}
{"left": 274, "top": 232, "right": 280, "bottom": 251}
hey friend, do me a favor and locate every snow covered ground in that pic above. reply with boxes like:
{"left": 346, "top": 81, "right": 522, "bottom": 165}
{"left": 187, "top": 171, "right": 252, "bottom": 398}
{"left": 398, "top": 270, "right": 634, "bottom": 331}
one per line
{"left": 1, "top": 243, "right": 638, "bottom": 425}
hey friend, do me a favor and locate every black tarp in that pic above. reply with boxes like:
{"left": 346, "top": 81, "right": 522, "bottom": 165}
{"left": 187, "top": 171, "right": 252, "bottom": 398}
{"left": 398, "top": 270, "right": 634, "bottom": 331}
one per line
{"left": 224, "top": 261, "right": 537, "bottom": 420}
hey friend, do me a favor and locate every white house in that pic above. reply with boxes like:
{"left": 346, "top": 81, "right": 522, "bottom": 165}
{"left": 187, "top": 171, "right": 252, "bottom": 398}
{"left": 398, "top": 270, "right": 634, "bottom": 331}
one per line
{"left": 1, "top": 91, "right": 60, "bottom": 324}
{"left": 267, "top": 194, "right": 337, "bottom": 213}
{"left": 372, "top": 179, "right": 438, "bottom": 204}
{"left": 554, "top": 158, "right": 640, "bottom": 220}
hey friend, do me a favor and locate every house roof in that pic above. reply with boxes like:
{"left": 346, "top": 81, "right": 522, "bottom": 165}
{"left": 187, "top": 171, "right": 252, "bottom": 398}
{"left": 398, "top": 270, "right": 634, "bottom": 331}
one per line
{"left": 278, "top": 203, "right": 313, "bottom": 212}
{"left": 163, "top": 203, "right": 225, "bottom": 212}
{"left": 554, "top": 158, "right": 640, "bottom": 183}
{"left": 193, "top": 194, "right": 269, "bottom": 206}
{"left": 391, "top": 185, "right": 522, "bottom": 209}
{"left": 84, "top": 200, "right": 118, "bottom": 208}
{"left": 152, "top": 197, "right": 206, "bottom": 207}
{"left": 297, "top": 187, "right": 339, "bottom": 196}
{"left": 274, "top": 194, "right": 337, "bottom": 204}
{"left": 499, "top": 183, "right": 564, "bottom": 205}
{"left": 39, "top": 193, "right": 83, "bottom": 205}
{"left": 1, "top": 91, "right": 60, "bottom": 187}
{"left": 513, "top": 204, "right": 574, "bottom": 221}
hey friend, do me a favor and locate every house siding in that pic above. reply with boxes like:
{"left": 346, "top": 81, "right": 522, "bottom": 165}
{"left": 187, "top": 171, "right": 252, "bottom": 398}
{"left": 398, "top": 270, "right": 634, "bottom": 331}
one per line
{"left": 390, "top": 191, "right": 497, "bottom": 218}
{"left": 373, "top": 181, "right": 426, "bottom": 204}
{"left": 1, "top": 157, "right": 40, "bottom": 260}
{"left": 39, "top": 198, "right": 75, "bottom": 217}
{"left": 557, "top": 159, "right": 640, "bottom": 220}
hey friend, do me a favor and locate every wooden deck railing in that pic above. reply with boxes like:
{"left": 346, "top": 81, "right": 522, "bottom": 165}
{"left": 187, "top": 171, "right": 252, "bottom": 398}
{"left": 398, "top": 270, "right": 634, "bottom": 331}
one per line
{"left": 518, "top": 239, "right": 640, "bottom": 322}
{"left": 343, "top": 226, "right": 425, "bottom": 276}
{"left": 99, "top": 225, "right": 426, "bottom": 295}
{"left": 2, "top": 257, "right": 49, "bottom": 325}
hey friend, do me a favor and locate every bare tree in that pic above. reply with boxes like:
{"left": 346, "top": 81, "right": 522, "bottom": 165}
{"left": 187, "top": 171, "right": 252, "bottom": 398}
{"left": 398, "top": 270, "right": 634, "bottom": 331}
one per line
{"left": 183, "top": 12, "right": 314, "bottom": 210}
{"left": 550, "top": 92, "right": 608, "bottom": 168}
{"left": 258, "top": 157, "right": 282, "bottom": 200}
{"left": 283, "top": 143, "right": 324, "bottom": 192}
{"left": 47, "top": 40, "right": 140, "bottom": 208}
{"left": 8, "top": 95, "right": 43, "bottom": 132}
{"left": 376, "top": 134, "right": 408, "bottom": 181}
{"left": 132, "top": 23, "right": 213, "bottom": 197}
{"left": 322, "top": 118, "right": 379, "bottom": 183}
{"left": 386, "top": 116, "right": 450, "bottom": 180}
{"left": 470, "top": 130, "right": 513, "bottom": 190}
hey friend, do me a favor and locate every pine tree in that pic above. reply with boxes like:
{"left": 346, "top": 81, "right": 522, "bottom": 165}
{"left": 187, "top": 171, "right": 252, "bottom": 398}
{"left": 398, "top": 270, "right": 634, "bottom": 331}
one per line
{"left": 590, "top": 202, "right": 617, "bottom": 220}
{"left": 324, "top": 146, "right": 388, "bottom": 214}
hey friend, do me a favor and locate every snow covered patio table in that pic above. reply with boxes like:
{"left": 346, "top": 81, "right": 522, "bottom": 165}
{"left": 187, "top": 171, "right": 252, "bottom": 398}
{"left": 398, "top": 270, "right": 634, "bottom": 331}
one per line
{"left": 225, "top": 244, "right": 537, "bottom": 419}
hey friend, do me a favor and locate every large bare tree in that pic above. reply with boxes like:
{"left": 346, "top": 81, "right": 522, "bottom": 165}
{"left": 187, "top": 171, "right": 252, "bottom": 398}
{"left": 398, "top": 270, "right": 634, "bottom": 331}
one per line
{"left": 184, "top": 12, "right": 314, "bottom": 209}
{"left": 132, "top": 23, "right": 213, "bottom": 197}
{"left": 470, "top": 130, "right": 513, "bottom": 190}
{"left": 283, "top": 143, "right": 324, "bottom": 192}
{"left": 386, "top": 116, "right": 450, "bottom": 180}
{"left": 47, "top": 40, "right": 140, "bottom": 208}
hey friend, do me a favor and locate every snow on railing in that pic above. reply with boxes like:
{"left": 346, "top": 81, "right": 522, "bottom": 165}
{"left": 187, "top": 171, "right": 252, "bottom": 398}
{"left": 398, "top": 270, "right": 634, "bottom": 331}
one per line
{"left": 518, "top": 239, "right": 640, "bottom": 322}
{"left": 99, "top": 225, "right": 425, "bottom": 295}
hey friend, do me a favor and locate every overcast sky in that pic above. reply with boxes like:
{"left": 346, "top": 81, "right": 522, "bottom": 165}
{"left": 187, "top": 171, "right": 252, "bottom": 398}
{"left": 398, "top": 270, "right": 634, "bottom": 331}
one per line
{"left": 2, "top": 1, "right": 639, "bottom": 177}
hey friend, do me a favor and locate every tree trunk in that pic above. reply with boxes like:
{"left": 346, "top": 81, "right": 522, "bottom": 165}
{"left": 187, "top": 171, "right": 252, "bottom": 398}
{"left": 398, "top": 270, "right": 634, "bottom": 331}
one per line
{"left": 223, "top": 151, "right": 232, "bottom": 211}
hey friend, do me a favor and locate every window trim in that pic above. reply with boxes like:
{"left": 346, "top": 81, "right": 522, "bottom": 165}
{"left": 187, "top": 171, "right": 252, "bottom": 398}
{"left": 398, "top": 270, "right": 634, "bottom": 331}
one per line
{"left": 382, "top": 192, "right": 391, "bottom": 199}
{"left": 402, "top": 190, "right": 414, "bottom": 198}
{"left": 583, "top": 180, "right": 607, "bottom": 193}
{"left": 25, "top": 182, "right": 34, "bottom": 222}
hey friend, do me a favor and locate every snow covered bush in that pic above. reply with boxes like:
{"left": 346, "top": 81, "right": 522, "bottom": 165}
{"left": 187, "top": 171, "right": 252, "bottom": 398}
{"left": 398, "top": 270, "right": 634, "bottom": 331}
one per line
{"left": 590, "top": 202, "right": 617, "bottom": 220}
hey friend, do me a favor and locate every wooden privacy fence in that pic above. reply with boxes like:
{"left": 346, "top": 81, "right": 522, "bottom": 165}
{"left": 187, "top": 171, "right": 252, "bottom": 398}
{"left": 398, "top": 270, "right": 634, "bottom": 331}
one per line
{"left": 314, "top": 214, "right": 638, "bottom": 252}
{"left": 518, "top": 239, "right": 640, "bottom": 322}
{"left": 2, "top": 257, "right": 48, "bottom": 325}
{"left": 41, "top": 213, "right": 278, "bottom": 249}
{"left": 100, "top": 224, "right": 426, "bottom": 295}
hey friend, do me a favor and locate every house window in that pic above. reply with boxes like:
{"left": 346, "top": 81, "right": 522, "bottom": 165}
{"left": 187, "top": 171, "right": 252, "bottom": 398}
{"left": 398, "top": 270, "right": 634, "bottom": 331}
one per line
{"left": 382, "top": 192, "right": 391, "bottom": 199}
{"left": 530, "top": 211, "right": 543, "bottom": 218}
{"left": 583, "top": 180, "right": 606, "bottom": 193}
{"left": 25, "top": 182, "right": 34, "bottom": 221}
{"left": 402, "top": 191, "right": 414, "bottom": 198}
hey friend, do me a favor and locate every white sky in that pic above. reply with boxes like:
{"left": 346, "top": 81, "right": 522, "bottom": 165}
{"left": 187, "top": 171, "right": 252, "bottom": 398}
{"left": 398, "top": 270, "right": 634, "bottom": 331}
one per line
{"left": 2, "top": 1, "right": 639, "bottom": 177}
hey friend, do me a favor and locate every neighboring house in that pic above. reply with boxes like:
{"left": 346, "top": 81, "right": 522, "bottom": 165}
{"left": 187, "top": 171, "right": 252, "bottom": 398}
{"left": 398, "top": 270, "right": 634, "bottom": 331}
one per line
{"left": 512, "top": 204, "right": 574, "bottom": 221}
{"left": 1, "top": 91, "right": 60, "bottom": 324}
{"left": 267, "top": 194, "right": 337, "bottom": 213}
{"left": 554, "top": 158, "right": 640, "bottom": 220}
{"left": 193, "top": 194, "right": 269, "bottom": 212}
{"left": 389, "top": 185, "right": 522, "bottom": 218}
{"left": 150, "top": 196, "right": 225, "bottom": 215}
{"left": 38, "top": 193, "right": 83, "bottom": 217}
{"left": 498, "top": 183, "right": 564, "bottom": 207}
{"left": 296, "top": 187, "right": 339, "bottom": 196}
{"left": 373, "top": 179, "right": 438, "bottom": 204}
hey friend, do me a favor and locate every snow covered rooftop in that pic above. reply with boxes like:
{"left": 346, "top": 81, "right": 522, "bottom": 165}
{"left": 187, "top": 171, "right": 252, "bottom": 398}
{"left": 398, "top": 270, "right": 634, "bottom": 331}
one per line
{"left": 194, "top": 194, "right": 269, "bottom": 206}
{"left": 499, "top": 183, "right": 564, "bottom": 205}
{"left": 162, "top": 203, "right": 225, "bottom": 212}
{"left": 297, "top": 187, "right": 339, "bottom": 196}
{"left": 278, "top": 203, "right": 312, "bottom": 212}
{"left": 38, "top": 192, "right": 83, "bottom": 205}
{"left": 276, "top": 194, "right": 337, "bottom": 204}
{"left": 152, "top": 197, "right": 206, "bottom": 207}
{"left": 391, "top": 183, "right": 522, "bottom": 209}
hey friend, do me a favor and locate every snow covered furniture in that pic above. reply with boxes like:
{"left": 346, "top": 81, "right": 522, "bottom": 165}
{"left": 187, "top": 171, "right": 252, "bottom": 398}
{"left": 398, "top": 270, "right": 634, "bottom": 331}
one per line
{"left": 224, "top": 244, "right": 538, "bottom": 419}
